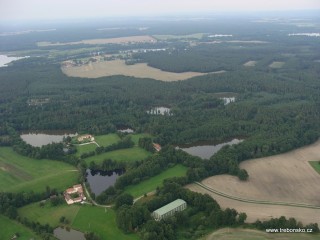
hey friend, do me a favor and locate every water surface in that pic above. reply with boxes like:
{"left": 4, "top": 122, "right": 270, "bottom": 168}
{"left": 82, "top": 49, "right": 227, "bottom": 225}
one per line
{"left": 0, "top": 55, "right": 28, "bottom": 67}
{"left": 86, "top": 169, "right": 124, "bottom": 195}
{"left": 20, "top": 131, "right": 77, "bottom": 147}
{"left": 54, "top": 227, "right": 85, "bottom": 240}
{"left": 178, "top": 138, "right": 243, "bottom": 159}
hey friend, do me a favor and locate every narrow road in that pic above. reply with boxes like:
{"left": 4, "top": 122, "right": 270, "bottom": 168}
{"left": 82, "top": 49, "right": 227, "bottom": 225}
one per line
{"left": 194, "top": 182, "right": 320, "bottom": 209}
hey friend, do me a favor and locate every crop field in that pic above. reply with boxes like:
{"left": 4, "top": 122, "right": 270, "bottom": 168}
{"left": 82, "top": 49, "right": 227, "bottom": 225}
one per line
{"left": 153, "top": 33, "right": 205, "bottom": 40}
{"left": 37, "top": 35, "right": 156, "bottom": 46}
{"left": 62, "top": 59, "right": 213, "bottom": 81}
{"left": 188, "top": 141, "right": 320, "bottom": 225}
{"left": 243, "top": 60, "right": 257, "bottom": 67}
{"left": 18, "top": 203, "right": 138, "bottom": 240}
{"left": 124, "top": 164, "right": 188, "bottom": 197}
{"left": 85, "top": 146, "right": 151, "bottom": 164}
{"left": 203, "top": 228, "right": 320, "bottom": 240}
{"left": 269, "top": 61, "right": 285, "bottom": 68}
{"left": 0, "top": 214, "right": 39, "bottom": 240}
{"left": 0, "top": 147, "right": 78, "bottom": 193}
{"left": 309, "top": 161, "right": 320, "bottom": 174}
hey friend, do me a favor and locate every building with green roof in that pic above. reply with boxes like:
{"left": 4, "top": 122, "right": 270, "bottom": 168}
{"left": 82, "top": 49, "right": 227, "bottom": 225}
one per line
{"left": 152, "top": 199, "right": 187, "bottom": 221}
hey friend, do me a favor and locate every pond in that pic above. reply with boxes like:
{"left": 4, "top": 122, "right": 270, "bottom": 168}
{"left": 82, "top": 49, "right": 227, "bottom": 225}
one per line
{"left": 147, "top": 107, "right": 171, "bottom": 115}
{"left": 20, "top": 131, "right": 77, "bottom": 147}
{"left": 177, "top": 138, "right": 243, "bottom": 159}
{"left": 86, "top": 169, "right": 125, "bottom": 196}
{"left": 54, "top": 227, "right": 85, "bottom": 240}
{"left": 0, "top": 55, "right": 28, "bottom": 67}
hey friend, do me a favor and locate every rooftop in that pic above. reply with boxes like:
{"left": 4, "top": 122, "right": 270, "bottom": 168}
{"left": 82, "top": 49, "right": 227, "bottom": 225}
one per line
{"left": 153, "top": 199, "right": 186, "bottom": 216}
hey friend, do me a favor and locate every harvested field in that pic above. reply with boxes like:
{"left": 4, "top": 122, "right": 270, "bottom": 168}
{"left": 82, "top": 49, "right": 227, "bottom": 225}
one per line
{"left": 37, "top": 35, "right": 156, "bottom": 46}
{"left": 243, "top": 60, "right": 257, "bottom": 67}
{"left": 269, "top": 61, "right": 285, "bottom": 68}
{"left": 62, "top": 59, "right": 223, "bottom": 81}
{"left": 187, "top": 140, "right": 320, "bottom": 225}
{"left": 153, "top": 33, "right": 205, "bottom": 40}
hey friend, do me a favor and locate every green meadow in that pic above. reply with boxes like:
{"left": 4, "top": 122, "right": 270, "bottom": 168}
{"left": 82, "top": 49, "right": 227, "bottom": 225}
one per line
{"left": 85, "top": 146, "right": 151, "bottom": 164}
{"left": 18, "top": 203, "right": 138, "bottom": 240}
{"left": 309, "top": 161, "right": 320, "bottom": 174}
{"left": 0, "top": 147, "right": 78, "bottom": 193}
{"left": 95, "top": 133, "right": 120, "bottom": 146}
{"left": 0, "top": 214, "right": 39, "bottom": 240}
{"left": 125, "top": 164, "right": 188, "bottom": 197}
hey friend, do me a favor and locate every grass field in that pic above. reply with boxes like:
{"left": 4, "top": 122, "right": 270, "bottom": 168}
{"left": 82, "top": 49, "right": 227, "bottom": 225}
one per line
{"left": 309, "top": 161, "right": 320, "bottom": 174}
{"left": 243, "top": 60, "right": 257, "bottom": 67}
{"left": 75, "top": 133, "right": 120, "bottom": 156}
{"left": 188, "top": 140, "right": 320, "bottom": 225}
{"left": 0, "top": 214, "right": 39, "bottom": 240}
{"left": 269, "top": 61, "right": 285, "bottom": 68}
{"left": 0, "top": 147, "right": 79, "bottom": 193}
{"left": 125, "top": 164, "right": 188, "bottom": 197}
{"left": 18, "top": 203, "right": 138, "bottom": 240}
{"left": 62, "top": 59, "right": 210, "bottom": 81}
{"left": 85, "top": 146, "right": 151, "bottom": 164}
{"left": 130, "top": 133, "right": 152, "bottom": 145}
{"left": 203, "top": 228, "right": 320, "bottom": 240}
{"left": 95, "top": 133, "right": 120, "bottom": 146}
{"left": 72, "top": 205, "right": 139, "bottom": 240}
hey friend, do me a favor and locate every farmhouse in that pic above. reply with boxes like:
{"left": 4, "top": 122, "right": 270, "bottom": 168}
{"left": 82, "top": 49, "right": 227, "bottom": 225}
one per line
{"left": 77, "top": 134, "right": 94, "bottom": 142}
{"left": 152, "top": 199, "right": 187, "bottom": 221}
{"left": 153, "top": 143, "right": 162, "bottom": 152}
{"left": 64, "top": 184, "right": 86, "bottom": 205}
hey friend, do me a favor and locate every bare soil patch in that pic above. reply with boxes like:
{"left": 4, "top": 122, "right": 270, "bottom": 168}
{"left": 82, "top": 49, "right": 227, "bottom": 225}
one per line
{"left": 62, "top": 59, "right": 224, "bottom": 81}
{"left": 38, "top": 35, "right": 156, "bottom": 47}
{"left": 243, "top": 61, "right": 257, "bottom": 67}
{"left": 269, "top": 61, "right": 285, "bottom": 68}
{"left": 187, "top": 140, "right": 320, "bottom": 224}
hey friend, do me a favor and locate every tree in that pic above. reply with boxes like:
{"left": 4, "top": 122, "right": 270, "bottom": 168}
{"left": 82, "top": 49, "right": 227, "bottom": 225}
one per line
{"left": 238, "top": 212, "right": 247, "bottom": 224}
{"left": 115, "top": 193, "right": 134, "bottom": 209}
{"left": 238, "top": 169, "right": 249, "bottom": 181}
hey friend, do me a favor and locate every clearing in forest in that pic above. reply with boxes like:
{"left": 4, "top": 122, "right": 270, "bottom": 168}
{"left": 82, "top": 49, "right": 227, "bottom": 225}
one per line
{"left": 269, "top": 61, "right": 285, "bottom": 68}
{"left": 243, "top": 60, "right": 257, "bottom": 67}
{"left": 188, "top": 140, "right": 320, "bottom": 225}
{"left": 62, "top": 59, "right": 223, "bottom": 81}
{"left": 37, "top": 35, "right": 156, "bottom": 46}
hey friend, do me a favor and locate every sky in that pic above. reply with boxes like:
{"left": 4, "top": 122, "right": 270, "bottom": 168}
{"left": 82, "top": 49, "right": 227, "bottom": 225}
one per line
{"left": 1, "top": 0, "right": 320, "bottom": 21}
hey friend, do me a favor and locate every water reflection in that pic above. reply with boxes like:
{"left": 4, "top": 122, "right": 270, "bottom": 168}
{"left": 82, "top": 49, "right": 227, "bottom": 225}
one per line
{"left": 178, "top": 138, "right": 243, "bottom": 159}
{"left": 54, "top": 227, "right": 85, "bottom": 240}
{"left": 86, "top": 169, "right": 125, "bottom": 196}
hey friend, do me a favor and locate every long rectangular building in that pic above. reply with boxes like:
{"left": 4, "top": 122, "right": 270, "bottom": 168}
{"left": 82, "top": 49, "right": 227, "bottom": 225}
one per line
{"left": 152, "top": 199, "right": 187, "bottom": 221}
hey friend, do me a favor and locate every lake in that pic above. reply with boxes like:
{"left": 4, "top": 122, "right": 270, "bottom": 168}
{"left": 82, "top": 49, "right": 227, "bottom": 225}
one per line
{"left": 86, "top": 169, "right": 125, "bottom": 195}
{"left": 177, "top": 138, "right": 243, "bottom": 159}
{"left": 0, "top": 55, "right": 28, "bottom": 67}
{"left": 20, "top": 131, "right": 77, "bottom": 147}
{"left": 54, "top": 227, "right": 85, "bottom": 240}
{"left": 118, "top": 128, "right": 134, "bottom": 133}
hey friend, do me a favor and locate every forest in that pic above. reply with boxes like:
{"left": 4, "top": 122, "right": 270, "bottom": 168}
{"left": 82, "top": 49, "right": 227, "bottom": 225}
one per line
{"left": 1, "top": 16, "right": 320, "bottom": 239}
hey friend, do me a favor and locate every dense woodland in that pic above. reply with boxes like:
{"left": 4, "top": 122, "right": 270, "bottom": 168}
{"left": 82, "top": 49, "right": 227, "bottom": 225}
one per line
{"left": 1, "top": 16, "right": 320, "bottom": 239}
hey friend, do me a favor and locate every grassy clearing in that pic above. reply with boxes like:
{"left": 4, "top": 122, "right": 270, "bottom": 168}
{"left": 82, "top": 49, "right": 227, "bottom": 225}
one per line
{"left": 153, "top": 33, "right": 205, "bottom": 40}
{"left": 0, "top": 147, "right": 78, "bottom": 193}
{"left": 269, "top": 61, "right": 285, "bottom": 68}
{"left": 0, "top": 214, "right": 39, "bottom": 240}
{"left": 18, "top": 201, "right": 81, "bottom": 227}
{"left": 125, "top": 164, "right": 188, "bottom": 197}
{"left": 85, "top": 147, "right": 151, "bottom": 164}
{"left": 95, "top": 133, "right": 120, "bottom": 146}
{"left": 309, "top": 161, "right": 320, "bottom": 174}
{"left": 72, "top": 205, "right": 139, "bottom": 240}
{"left": 18, "top": 203, "right": 138, "bottom": 240}
{"left": 203, "top": 228, "right": 320, "bottom": 240}
{"left": 130, "top": 133, "right": 153, "bottom": 145}
{"left": 75, "top": 143, "right": 97, "bottom": 157}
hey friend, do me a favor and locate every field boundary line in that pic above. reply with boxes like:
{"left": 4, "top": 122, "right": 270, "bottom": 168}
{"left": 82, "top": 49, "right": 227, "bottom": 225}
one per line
{"left": 194, "top": 182, "right": 320, "bottom": 209}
